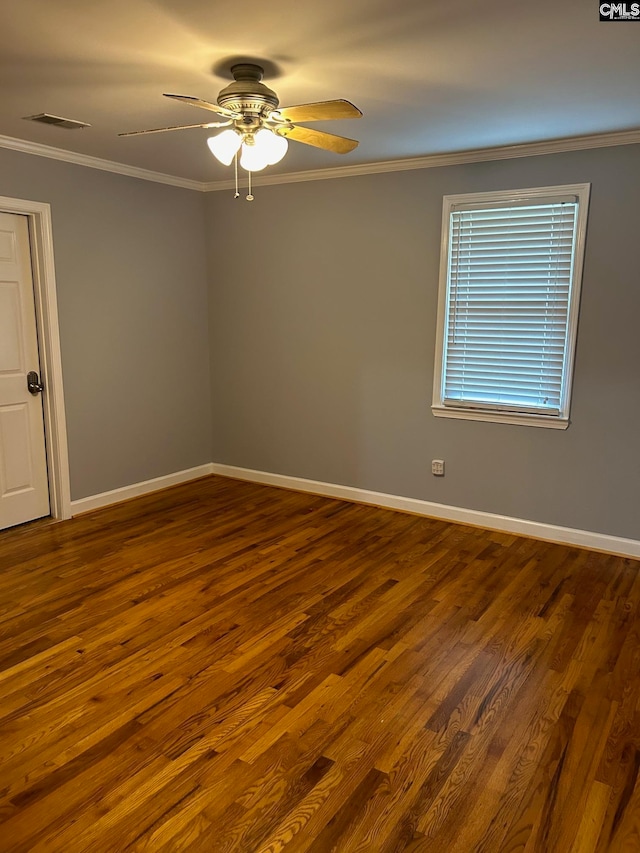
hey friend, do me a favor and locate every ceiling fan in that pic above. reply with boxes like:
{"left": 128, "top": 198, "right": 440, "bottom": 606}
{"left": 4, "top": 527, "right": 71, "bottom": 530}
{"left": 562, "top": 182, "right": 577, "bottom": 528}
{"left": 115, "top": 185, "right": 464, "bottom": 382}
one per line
{"left": 119, "top": 63, "right": 362, "bottom": 197}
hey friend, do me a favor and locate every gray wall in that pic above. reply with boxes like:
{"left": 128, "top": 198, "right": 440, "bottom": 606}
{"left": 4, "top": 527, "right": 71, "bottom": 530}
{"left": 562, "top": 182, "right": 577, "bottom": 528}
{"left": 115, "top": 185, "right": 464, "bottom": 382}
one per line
{"left": 0, "top": 148, "right": 211, "bottom": 500}
{"left": 206, "top": 144, "right": 640, "bottom": 541}
{"left": 3, "top": 141, "right": 637, "bottom": 539}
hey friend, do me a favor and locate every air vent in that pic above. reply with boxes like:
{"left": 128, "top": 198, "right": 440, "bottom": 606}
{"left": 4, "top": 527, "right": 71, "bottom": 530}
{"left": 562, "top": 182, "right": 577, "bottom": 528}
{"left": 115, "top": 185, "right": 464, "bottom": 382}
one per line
{"left": 23, "top": 114, "right": 91, "bottom": 130}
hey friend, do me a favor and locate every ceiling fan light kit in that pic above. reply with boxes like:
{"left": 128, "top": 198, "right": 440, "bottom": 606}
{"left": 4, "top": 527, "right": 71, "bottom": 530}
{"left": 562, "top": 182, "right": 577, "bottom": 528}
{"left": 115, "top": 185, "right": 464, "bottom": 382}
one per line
{"left": 208, "top": 122, "right": 289, "bottom": 174}
{"left": 120, "top": 63, "right": 362, "bottom": 200}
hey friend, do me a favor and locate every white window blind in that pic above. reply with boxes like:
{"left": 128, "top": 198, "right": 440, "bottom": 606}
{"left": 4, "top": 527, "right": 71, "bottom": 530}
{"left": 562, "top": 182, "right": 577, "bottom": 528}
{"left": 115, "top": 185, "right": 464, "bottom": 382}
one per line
{"left": 433, "top": 185, "right": 589, "bottom": 427}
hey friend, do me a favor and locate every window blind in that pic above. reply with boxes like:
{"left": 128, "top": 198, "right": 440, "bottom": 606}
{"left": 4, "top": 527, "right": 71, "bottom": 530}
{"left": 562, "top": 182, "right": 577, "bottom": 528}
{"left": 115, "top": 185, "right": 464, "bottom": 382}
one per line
{"left": 442, "top": 200, "right": 579, "bottom": 415}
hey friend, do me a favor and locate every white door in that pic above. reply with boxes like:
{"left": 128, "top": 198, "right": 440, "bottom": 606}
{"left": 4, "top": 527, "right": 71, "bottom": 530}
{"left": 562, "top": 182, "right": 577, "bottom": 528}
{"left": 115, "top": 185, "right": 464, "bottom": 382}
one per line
{"left": 0, "top": 212, "right": 50, "bottom": 529}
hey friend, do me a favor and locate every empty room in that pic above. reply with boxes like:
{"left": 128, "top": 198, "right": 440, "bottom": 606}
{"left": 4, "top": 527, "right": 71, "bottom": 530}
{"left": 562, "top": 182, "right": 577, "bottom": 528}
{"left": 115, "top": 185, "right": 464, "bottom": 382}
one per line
{"left": 1, "top": 1, "right": 639, "bottom": 850}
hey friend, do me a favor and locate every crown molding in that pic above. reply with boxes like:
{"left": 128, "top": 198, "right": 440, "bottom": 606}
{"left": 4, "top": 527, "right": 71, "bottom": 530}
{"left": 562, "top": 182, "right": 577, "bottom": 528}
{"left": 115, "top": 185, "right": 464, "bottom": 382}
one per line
{"left": 0, "top": 134, "right": 206, "bottom": 191}
{"left": 202, "top": 127, "right": 640, "bottom": 191}
{"left": 2, "top": 127, "right": 639, "bottom": 194}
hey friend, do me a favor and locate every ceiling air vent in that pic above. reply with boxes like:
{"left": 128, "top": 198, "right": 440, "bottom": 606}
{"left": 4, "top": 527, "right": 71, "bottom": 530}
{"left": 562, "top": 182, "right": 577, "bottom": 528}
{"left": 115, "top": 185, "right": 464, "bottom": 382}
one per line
{"left": 23, "top": 113, "right": 91, "bottom": 130}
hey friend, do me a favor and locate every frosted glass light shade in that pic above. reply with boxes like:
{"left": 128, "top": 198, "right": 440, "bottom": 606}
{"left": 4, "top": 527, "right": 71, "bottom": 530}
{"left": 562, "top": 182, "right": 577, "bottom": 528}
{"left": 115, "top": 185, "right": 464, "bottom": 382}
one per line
{"left": 207, "top": 130, "right": 242, "bottom": 166}
{"left": 239, "top": 141, "right": 270, "bottom": 172}
{"left": 254, "top": 128, "right": 288, "bottom": 165}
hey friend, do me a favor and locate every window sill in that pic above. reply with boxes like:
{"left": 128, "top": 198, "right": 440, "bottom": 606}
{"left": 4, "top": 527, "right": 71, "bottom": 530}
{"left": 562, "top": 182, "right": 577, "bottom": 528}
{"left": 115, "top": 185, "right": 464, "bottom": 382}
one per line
{"left": 431, "top": 405, "right": 569, "bottom": 429}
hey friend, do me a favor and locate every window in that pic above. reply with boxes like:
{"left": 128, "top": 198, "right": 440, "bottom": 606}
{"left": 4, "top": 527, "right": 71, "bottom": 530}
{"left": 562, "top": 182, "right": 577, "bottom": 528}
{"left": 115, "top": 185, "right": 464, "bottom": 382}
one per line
{"left": 432, "top": 184, "right": 590, "bottom": 429}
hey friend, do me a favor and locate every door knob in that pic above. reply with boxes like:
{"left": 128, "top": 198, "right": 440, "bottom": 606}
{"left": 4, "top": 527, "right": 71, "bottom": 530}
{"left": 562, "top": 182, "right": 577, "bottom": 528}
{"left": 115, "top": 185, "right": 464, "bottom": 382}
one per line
{"left": 27, "top": 370, "right": 44, "bottom": 395}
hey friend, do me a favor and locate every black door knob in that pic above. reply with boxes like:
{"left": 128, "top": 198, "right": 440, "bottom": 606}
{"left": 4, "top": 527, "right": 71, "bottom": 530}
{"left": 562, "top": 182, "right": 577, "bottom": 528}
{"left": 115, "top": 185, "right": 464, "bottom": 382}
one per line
{"left": 27, "top": 371, "right": 44, "bottom": 395}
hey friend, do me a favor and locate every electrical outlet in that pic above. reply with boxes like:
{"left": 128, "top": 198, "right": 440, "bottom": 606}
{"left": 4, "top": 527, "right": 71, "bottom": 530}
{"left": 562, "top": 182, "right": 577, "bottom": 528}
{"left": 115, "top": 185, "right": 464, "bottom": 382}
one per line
{"left": 431, "top": 459, "right": 445, "bottom": 476}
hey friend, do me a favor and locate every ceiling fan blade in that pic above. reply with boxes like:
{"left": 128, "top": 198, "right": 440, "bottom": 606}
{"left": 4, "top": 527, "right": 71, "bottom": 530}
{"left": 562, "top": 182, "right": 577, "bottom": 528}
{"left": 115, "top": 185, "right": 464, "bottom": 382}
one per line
{"left": 163, "top": 93, "right": 239, "bottom": 119}
{"left": 275, "top": 100, "right": 362, "bottom": 123}
{"left": 118, "top": 120, "right": 230, "bottom": 137}
{"left": 282, "top": 125, "right": 359, "bottom": 154}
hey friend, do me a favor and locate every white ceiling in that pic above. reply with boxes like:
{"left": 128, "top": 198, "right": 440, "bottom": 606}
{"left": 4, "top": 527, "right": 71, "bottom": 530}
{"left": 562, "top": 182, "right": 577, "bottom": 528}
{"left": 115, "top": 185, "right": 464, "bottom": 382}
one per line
{"left": 1, "top": 0, "right": 639, "bottom": 183}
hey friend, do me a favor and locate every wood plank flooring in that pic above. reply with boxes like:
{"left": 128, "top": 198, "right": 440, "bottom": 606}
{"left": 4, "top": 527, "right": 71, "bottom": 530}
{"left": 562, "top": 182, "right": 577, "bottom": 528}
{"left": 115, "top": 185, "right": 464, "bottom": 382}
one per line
{"left": 1, "top": 474, "right": 639, "bottom": 852}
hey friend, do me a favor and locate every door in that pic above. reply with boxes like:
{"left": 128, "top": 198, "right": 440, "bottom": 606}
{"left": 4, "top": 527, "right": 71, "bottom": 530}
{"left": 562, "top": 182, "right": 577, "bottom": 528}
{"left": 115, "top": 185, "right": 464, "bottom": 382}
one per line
{"left": 0, "top": 212, "right": 50, "bottom": 529}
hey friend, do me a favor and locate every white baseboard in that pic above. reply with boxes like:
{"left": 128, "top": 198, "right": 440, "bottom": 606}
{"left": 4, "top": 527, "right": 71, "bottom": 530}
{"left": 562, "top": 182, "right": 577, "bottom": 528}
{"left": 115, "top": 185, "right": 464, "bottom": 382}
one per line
{"left": 70, "top": 464, "right": 214, "bottom": 515}
{"left": 68, "top": 461, "right": 640, "bottom": 559}
{"left": 210, "top": 463, "right": 640, "bottom": 560}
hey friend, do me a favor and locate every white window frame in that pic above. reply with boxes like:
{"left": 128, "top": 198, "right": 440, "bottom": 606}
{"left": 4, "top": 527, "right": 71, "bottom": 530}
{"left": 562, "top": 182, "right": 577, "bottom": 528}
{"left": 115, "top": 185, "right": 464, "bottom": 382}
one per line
{"left": 432, "top": 183, "right": 590, "bottom": 429}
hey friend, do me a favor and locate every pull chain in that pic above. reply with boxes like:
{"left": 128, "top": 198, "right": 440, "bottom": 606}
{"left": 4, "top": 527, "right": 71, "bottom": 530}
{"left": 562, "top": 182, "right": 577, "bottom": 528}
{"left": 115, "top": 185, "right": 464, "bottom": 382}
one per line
{"left": 232, "top": 156, "right": 255, "bottom": 202}
{"left": 234, "top": 153, "right": 239, "bottom": 199}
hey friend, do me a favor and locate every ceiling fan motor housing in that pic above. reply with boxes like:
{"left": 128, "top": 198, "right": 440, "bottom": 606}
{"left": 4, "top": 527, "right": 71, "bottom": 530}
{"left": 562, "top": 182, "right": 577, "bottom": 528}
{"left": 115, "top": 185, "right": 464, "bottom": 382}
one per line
{"left": 217, "top": 64, "right": 279, "bottom": 118}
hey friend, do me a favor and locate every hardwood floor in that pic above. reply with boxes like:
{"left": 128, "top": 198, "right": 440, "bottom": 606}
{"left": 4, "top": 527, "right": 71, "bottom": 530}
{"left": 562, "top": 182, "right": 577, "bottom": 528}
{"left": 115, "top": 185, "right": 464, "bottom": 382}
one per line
{"left": 1, "top": 475, "right": 639, "bottom": 852}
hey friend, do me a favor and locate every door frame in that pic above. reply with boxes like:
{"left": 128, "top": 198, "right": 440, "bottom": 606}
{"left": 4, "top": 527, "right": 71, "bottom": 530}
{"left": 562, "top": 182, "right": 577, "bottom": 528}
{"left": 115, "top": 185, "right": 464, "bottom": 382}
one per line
{"left": 0, "top": 195, "right": 71, "bottom": 520}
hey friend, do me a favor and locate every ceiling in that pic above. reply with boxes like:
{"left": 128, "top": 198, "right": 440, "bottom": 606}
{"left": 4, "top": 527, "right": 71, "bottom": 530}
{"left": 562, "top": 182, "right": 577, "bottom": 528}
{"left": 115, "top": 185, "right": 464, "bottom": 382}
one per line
{"left": 1, "top": 0, "right": 639, "bottom": 184}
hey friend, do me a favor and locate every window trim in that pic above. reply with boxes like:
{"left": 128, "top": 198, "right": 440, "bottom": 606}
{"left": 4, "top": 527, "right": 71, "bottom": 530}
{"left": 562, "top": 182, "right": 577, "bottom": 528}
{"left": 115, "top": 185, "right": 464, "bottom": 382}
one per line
{"left": 432, "top": 183, "right": 591, "bottom": 429}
